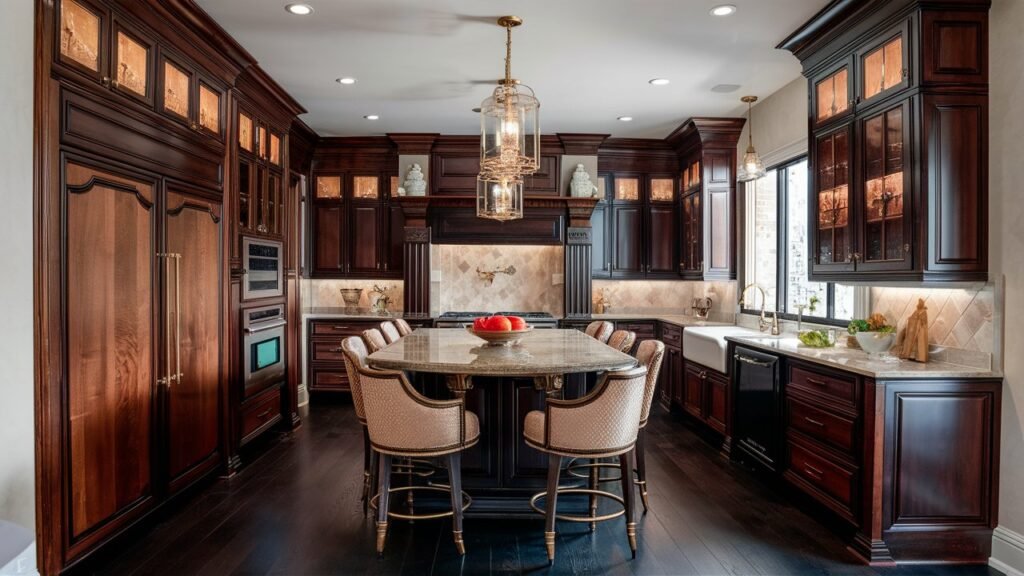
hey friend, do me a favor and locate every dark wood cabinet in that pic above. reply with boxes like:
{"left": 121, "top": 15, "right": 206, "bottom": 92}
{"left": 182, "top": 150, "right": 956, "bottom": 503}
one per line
{"left": 680, "top": 359, "right": 731, "bottom": 444}
{"left": 785, "top": 0, "right": 989, "bottom": 282}
{"left": 682, "top": 362, "right": 705, "bottom": 419}
{"left": 647, "top": 204, "right": 678, "bottom": 276}
{"left": 312, "top": 204, "right": 344, "bottom": 274}
{"left": 599, "top": 172, "right": 679, "bottom": 279}
{"left": 591, "top": 200, "right": 610, "bottom": 278}
{"left": 306, "top": 318, "right": 402, "bottom": 393}
{"left": 236, "top": 105, "right": 285, "bottom": 240}
{"left": 349, "top": 201, "right": 384, "bottom": 274}
{"left": 610, "top": 203, "right": 644, "bottom": 276}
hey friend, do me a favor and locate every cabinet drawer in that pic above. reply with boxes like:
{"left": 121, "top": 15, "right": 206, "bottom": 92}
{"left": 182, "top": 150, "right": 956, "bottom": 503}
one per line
{"left": 617, "top": 322, "right": 657, "bottom": 338}
{"left": 660, "top": 324, "right": 682, "bottom": 346}
{"left": 310, "top": 368, "right": 349, "bottom": 392}
{"left": 311, "top": 339, "right": 346, "bottom": 362}
{"left": 787, "top": 395, "right": 857, "bottom": 455}
{"left": 311, "top": 320, "right": 374, "bottom": 336}
{"left": 241, "top": 388, "right": 282, "bottom": 442}
{"left": 789, "top": 364, "right": 857, "bottom": 406}
{"left": 786, "top": 439, "right": 856, "bottom": 515}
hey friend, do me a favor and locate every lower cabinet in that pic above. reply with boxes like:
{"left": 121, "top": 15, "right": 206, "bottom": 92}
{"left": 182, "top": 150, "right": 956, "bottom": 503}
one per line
{"left": 306, "top": 317, "right": 425, "bottom": 394}
{"left": 680, "top": 360, "right": 731, "bottom": 442}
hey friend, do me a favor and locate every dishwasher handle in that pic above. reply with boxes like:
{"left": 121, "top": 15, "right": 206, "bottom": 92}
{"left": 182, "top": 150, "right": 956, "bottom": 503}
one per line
{"left": 735, "top": 354, "right": 774, "bottom": 367}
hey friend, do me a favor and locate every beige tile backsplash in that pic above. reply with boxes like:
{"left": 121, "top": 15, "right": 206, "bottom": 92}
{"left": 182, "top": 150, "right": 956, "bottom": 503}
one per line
{"left": 593, "top": 279, "right": 737, "bottom": 321}
{"left": 432, "top": 245, "right": 565, "bottom": 315}
{"left": 302, "top": 278, "right": 404, "bottom": 312}
{"left": 870, "top": 285, "right": 995, "bottom": 353}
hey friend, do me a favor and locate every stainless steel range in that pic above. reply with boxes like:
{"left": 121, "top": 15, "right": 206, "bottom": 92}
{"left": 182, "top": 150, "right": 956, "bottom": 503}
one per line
{"left": 434, "top": 311, "right": 558, "bottom": 329}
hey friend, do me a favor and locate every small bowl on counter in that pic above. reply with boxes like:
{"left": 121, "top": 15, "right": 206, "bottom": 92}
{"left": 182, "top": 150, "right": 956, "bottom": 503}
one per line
{"left": 465, "top": 326, "right": 533, "bottom": 347}
{"left": 339, "top": 288, "right": 363, "bottom": 307}
{"left": 854, "top": 331, "right": 895, "bottom": 356}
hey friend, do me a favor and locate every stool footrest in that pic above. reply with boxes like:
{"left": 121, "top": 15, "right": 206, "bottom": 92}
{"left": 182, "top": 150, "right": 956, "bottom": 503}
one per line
{"left": 369, "top": 485, "right": 471, "bottom": 521}
{"left": 529, "top": 488, "right": 625, "bottom": 523}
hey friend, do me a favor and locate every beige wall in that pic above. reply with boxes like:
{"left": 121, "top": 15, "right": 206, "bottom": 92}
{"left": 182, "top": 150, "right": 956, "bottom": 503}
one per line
{"left": 0, "top": 0, "right": 37, "bottom": 571}
{"left": 736, "top": 77, "right": 808, "bottom": 169}
{"left": 990, "top": 0, "right": 1024, "bottom": 570}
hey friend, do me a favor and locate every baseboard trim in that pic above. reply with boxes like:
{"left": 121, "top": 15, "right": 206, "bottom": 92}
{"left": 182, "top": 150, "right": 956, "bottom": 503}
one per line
{"left": 991, "top": 526, "right": 1024, "bottom": 576}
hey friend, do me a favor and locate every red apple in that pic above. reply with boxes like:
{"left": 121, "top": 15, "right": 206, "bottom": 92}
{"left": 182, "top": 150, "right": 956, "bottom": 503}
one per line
{"left": 507, "top": 316, "right": 527, "bottom": 330}
{"left": 485, "top": 315, "right": 512, "bottom": 332}
{"left": 472, "top": 317, "right": 486, "bottom": 330}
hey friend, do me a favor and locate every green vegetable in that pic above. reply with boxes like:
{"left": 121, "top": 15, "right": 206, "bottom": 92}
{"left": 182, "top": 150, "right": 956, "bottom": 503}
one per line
{"left": 847, "top": 319, "right": 870, "bottom": 335}
{"left": 798, "top": 330, "right": 834, "bottom": 348}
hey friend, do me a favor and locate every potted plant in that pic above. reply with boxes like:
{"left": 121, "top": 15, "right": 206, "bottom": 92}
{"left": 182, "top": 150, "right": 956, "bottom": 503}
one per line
{"left": 847, "top": 313, "right": 897, "bottom": 356}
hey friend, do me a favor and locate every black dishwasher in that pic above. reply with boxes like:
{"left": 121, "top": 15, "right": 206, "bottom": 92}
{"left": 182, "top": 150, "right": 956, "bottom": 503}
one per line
{"left": 732, "top": 346, "right": 781, "bottom": 472}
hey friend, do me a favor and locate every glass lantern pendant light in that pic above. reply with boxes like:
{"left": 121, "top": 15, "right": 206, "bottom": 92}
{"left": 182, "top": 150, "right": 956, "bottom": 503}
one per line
{"left": 737, "top": 95, "right": 766, "bottom": 182}
{"left": 477, "top": 16, "right": 540, "bottom": 221}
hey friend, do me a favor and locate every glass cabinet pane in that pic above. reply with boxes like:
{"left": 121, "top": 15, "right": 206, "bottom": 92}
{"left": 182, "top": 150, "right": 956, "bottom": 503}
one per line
{"left": 257, "top": 126, "right": 267, "bottom": 159}
{"left": 269, "top": 134, "right": 280, "bottom": 165}
{"left": 352, "top": 176, "right": 379, "bottom": 199}
{"left": 815, "top": 129, "right": 850, "bottom": 265}
{"left": 255, "top": 165, "right": 266, "bottom": 231}
{"left": 268, "top": 174, "right": 280, "bottom": 234}
{"left": 198, "top": 84, "right": 220, "bottom": 134}
{"left": 863, "top": 37, "right": 903, "bottom": 101}
{"left": 60, "top": 0, "right": 100, "bottom": 72}
{"left": 614, "top": 177, "right": 639, "bottom": 201}
{"left": 390, "top": 176, "right": 399, "bottom": 196}
{"left": 815, "top": 67, "right": 848, "bottom": 123}
{"left": 650, "top": 178, "right": 674, "bottom": 202}
{"left": 863, "top": 105, "right": 905, "bottom": 262}
{"left": 115, "top": 31, "right": 147, "bottom": 97}
{"left": 238, "top": 113, "right": 253, "bottom": 152}
{"left": 315, "top": 176, "right": 341, "bottom": 199}
{"left": 163, "top": 61, "right": 190, "bottom": 119}
{"left": 238, "top": 159, "right": 251, "bottom": 229}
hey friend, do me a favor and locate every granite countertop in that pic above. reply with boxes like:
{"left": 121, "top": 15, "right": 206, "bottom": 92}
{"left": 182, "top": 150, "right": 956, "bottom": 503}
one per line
{"left": 301, "top": 307, "right": 413, "bottom": 320}
{"left": 589, "top": 313, "right": 731, "bottom": 328}
{"left": 367, "top": 328, "right": 637, "bottom": 376}
{"left": 726, "top": 335, "right": 1000, "bottom": 379}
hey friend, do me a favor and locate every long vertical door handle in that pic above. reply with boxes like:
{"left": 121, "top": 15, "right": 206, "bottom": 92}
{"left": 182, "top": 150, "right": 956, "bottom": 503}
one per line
{"left": 174, "top": 253, "right": 182, "bottom": 383}
{"left": 157, "top": 254, "right": 170, "bottom": 388}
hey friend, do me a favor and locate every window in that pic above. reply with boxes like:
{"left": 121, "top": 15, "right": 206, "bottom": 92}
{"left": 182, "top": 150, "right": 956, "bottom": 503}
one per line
{"left": 744, "top": 157, "right": 857, "bottom": 324}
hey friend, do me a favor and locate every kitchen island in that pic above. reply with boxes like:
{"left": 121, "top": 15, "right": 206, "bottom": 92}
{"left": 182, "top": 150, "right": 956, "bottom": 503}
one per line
{"left": 367, "top": 328, "right": 636, "bottom": 516}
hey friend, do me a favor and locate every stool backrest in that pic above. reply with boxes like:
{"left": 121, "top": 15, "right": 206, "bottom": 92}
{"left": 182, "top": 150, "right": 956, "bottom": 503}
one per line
{"left": 607, "top": 329, "right": 637, "bottom": 354}
{"left": 362, "top": 328, "right": 388, "bottom": 353}
{"left": 584, "top": 321, "right": 613, "bottom": 343}
{"left": 380, "top": 321, "right": 401, "bottom": 344}
{"left": 634, "top": 340, "right": 666, "bottom": 427}
{"left": 340, "top": 336, "right": 370, "bottom": 423}
{"left": 546, "top": 366, "right": 647, "bottom": 454}
{"left": 394, "top": 318, "right": 413, "bottom": 337}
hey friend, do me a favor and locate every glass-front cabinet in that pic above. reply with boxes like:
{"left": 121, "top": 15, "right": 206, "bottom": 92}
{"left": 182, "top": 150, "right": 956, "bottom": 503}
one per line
{"left": 858, "top": 28, "right": 908, "bottom": 105}
{"left": 812, "top": 124, "right": 853, "bottom": 273}
{"left": 858, "top": 100, "right": 911, "bottom": 271}
{"left": 236, "top": 106, "right": 285, "bottom": 238}
{"left": 813, "top": 59, "right": 852, "bottom": 127}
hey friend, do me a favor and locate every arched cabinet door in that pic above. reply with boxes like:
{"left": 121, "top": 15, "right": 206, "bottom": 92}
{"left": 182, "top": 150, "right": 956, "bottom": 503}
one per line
{"left": 164, "top": 189, "right": 223, "bottom": 493}
{"left": 64, "top": 161, "right": 158, "bottom": 548}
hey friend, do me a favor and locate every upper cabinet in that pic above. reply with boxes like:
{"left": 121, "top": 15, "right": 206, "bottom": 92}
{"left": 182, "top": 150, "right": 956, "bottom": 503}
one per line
{"left": 236, "top": 106, "right": 285, "bottom": 239}
{"left": 56, "top": 0, "right": 225, "bottom": 140}
{"left": 782, "top": 0, "right": 989, "bottom": 282}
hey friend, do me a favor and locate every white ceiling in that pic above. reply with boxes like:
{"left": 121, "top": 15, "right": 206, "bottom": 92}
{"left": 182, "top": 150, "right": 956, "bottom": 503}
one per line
{"left": 195, "top": 0, "right": 827, "bottom": 138}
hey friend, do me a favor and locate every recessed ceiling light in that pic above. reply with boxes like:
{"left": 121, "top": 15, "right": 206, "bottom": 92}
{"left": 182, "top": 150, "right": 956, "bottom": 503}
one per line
{"left": 710, "top": 4, "right": 737, "bottom": 16}
{"left": 336, "top": 77, "right": 356, "bottom": 85}
{"left": 649, "top": 78, "right": 671, "bottom": 86}
{"left": 364, "top": 114, "right": 380, "bottom": 120}
{"left": 711, "top": 83, "right": 741, "bottom": 93}
{"left": 617, "top": 116, "right": 633, "bottom": 122}
{"left": 285, "top": 3, "right": 313, "bottom": 15}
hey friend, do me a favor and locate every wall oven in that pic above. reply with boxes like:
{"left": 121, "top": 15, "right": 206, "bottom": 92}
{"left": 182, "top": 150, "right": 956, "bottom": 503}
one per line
{"left": 243, "top": 304, "right": 287, "bottom": 395}
{"left": 242, "top": 237, "right": 283, "bottom": 301}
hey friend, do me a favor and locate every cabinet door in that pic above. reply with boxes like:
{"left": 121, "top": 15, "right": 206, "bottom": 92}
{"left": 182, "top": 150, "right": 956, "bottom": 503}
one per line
{"left": 858, "top": 25, "right": 909, "bottom": 106}
{"left": 591, "top": 201, "right": 610, "bottom": 278}
{"left": 165, "top": 191, "right": 222, "bottom": 492}
{"left": 159, "top": 56, "right": 192, "bottom": 124}
{"left": 668, "top": 348, "right": 683, "bottom": 408}
{"left": 349, "top": 203, "right": 383, "bottom": 274}
{"left": 64, "top": 161, "right": 157, "bottom": 540}
{"left": 658, "top": 347, "right": 673, "bottom": 409}
{"left": 812, "top": 59, "right": 853, "bottom": 128}
{"left": 811, "top": 123, "right": 855, "bottom": 275}
{"left": 197, "top": 80, "right": 223, "bottom": 139}
{"left": 647, "top": 204, "right": 677, "bottom": 277}
{"left": 237, "top": 157, "right": 252, "bottom": 231}
{"left": 312, "top": 204, "right": 344, "bottom": 274}
{"left": 610, "top": 205, "right": 643, "bottom": 277}
{"left": 680, "top": 191, "right": 703, "bottom": 277}
{"left": 857, "top": 99, "right": 912, "bottom": 272}
{"left": 386, "top": 202, "right": 405, "bottom": 278}
{"left": 706, "top": 371, "right": 729, "bottom": 435}
{"left": 683, "top": 363, "right": 704, "bottom": 419}
{"left": 111, "top": 20, "right": 153, "bottom": 105}
{"left": 58, "top": 0, "right": 107, "bottom": 82}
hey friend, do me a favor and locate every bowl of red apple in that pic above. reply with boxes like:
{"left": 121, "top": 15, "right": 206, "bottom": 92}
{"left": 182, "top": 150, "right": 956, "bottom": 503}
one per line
{"left": 466, "top": 315, "right": 533, "bottom": 346}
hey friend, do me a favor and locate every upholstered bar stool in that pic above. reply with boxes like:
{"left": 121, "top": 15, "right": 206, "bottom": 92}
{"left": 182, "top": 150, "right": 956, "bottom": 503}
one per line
{"left": 607, "top": 329, "right": 637, "bottom": 354}
{"left": 523, "top": 366, "right": 648, "bottom": 563}
{"left": 584, "top": 320, "right": 614, "bottom": 344}
{"left": 360, "top": 365, "right": 479, "bottom": 556}
{"left": 340, "top": 336, "right": 375, "bottom": 515}
{"left": 362, "top": 328, "right": 388, "bottom": 353}
{"left": 379, "top": 321, "right": 401, "bottom": 344}
{"left": 393, "top": 318, "right": 414, "bottom": 337}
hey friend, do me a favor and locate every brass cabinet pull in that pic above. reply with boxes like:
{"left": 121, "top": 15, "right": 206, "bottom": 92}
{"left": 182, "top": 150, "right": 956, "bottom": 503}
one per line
{"left": 806, "top": 377, "right": 827, "bottom": 387}
{"left": 331, "top": 325, "right": 351, "bottom": 330}
{"left": 804, "top": 416, "right": 826, "bottom": 427}
{"left": 256, "top": 409, "right": 272, "bottom": 419}
{"left": 328, "top": 347, "right": 343, "bottom": 353}
{"left": 174, "top": 254, "right": 182, "bottom": 383}
{"left": 158, "top": 253, "right": 174, "bottom": 388}
{"left": 803, "top": 465, "right": 824, "bottom": 480}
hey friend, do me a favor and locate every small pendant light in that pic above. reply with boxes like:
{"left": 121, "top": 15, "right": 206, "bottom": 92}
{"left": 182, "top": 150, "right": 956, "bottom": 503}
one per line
{"left": 737, "top": 95, "right": 766, "bottom": 182}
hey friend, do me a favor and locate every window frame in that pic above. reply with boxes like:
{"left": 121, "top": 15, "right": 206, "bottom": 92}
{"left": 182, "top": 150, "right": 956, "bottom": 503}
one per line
{"left": 741, "top": 155, "right": 852, "bottom": 327}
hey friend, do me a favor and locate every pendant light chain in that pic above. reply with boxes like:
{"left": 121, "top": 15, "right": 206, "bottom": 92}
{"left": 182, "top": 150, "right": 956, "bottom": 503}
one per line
{"left": 505, "top": 24, "right": 513, "bottom": 86}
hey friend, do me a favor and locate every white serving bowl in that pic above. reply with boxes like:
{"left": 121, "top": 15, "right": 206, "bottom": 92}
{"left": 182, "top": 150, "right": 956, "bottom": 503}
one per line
{"left": 854, "top": 331, "right": 895, "bottom": 355}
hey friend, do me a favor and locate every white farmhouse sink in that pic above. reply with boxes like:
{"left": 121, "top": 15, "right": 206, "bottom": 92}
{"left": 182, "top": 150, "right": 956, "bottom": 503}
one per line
{"left": 682, "top": 325, "right": 774, "bottom": 373}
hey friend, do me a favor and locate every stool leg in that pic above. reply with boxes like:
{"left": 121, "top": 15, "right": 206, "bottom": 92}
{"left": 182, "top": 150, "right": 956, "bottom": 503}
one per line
{"left": 361, "top": 427, "right": 371, "bottom": 516}
{"left": 545, "top": 454, "right": 562, "bottom": 565}
{"left": 636, "top": 428, "right": 649, "bottom": 513}
{"left": 619, "top": 451, "right": 637, "bottom": 559}
{"left": 447, "top": 452, "right": 465, "bottom": 555}
{"left": 376, "top": 454, "right": 393, "bottom": 557}
{"left": 588, "top": 460, "right": 599, "bottom": 532}
{"left": 367, "top": 448, "right": 379, "bottom": 518}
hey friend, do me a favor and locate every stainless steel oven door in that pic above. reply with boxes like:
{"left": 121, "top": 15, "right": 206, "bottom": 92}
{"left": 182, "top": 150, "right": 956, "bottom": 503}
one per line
{"left": 242, "top": 237, "right": 283, "bottom": 301}
{"left": 243, "top": 318, "right": 287, "bottom": 394}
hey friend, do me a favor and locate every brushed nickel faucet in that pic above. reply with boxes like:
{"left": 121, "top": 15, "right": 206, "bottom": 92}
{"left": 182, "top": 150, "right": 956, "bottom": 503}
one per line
{"left": 738, "top": 283, "right": 771, "bottom": 333}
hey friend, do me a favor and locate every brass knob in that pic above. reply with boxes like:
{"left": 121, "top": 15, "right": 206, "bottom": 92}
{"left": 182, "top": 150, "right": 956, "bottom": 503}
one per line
{"left": 101, "top": 76, "right": 110, "bottom": 86}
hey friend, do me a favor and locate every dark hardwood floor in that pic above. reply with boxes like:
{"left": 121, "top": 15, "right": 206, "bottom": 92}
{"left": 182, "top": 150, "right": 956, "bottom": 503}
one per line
{"left": 84, "top": 400, "right": 1003, "bottom": 576}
